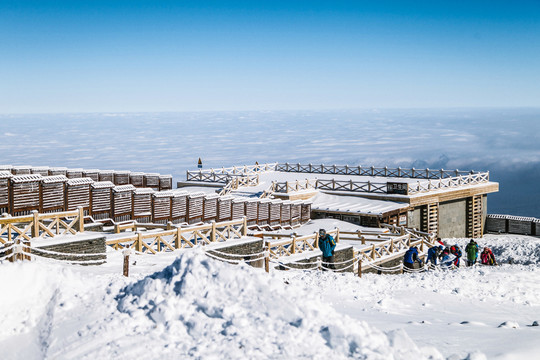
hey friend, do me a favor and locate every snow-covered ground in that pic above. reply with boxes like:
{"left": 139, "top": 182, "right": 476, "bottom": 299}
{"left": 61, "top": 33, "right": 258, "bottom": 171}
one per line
{"left": 1, "top": 233, "right": 538, "bottom": 359}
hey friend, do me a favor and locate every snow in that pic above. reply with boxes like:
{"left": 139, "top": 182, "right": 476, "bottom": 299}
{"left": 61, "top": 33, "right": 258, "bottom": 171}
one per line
{"left": 311, "top": 192, "right": 408, "bottom": 216}
{"left": 1, "top": 233, "right": 539, "bottom": 359}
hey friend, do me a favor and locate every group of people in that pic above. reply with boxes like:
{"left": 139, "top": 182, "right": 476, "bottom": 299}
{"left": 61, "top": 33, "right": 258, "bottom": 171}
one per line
{"left": 404, "top": 239, "right": 497, "bottom": 270}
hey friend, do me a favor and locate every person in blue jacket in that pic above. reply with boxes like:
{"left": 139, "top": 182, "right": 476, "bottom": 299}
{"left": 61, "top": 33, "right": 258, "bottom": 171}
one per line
{"left": 403, "top": 246, "right": 423, "bottom": 270}
{"left": 318, "top": 229, "right": 336, "bottom": 270}
{"left": 426, "top": 245, "right": 443, "bottom": 266}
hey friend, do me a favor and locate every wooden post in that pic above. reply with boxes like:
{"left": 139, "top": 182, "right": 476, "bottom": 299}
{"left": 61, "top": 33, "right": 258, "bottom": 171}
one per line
{"left": 32, "top": 210, "right": 39, "bottom": 238}
{"left": 78, "top": 206, "right": 84, "bottom": 233}
{"left": 371, "top": 244, "right": 376, "bottom": 260}
{"left": 114, "top": 224, "right": 120, "bottom": 234}
{"left": 314, "top": 232, "right": 319, "bottom": 249}
{"left": 136, "top": 232, "right": 142, "bottom": 253}
{"left": 167, "top": 221, "right": 173, "bottom": 230}
{"left": 211, "top": 221, "right": 216, "bottom": 242}
{"left": 264, "top": 242, "right": 270, "bottom": 273}
{"left": 242, "top": 216, "right": 247, "bottom": 236}
{"left": 175, "top": 226, "right": 182, "bottom": 249}
{"left": 357, "top": 258, "right": 362, "bottom": 278}
{"left": 335, "top": 227, "right": 340, "bottom": 243}
{"left": 123, "top": 249, "right": 131, "bottom": 277}
{"left": 291, "top": 236, "right": 296, "bottom": 254}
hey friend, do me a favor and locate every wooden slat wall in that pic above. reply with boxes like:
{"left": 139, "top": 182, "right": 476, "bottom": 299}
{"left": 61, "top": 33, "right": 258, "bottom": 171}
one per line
{"left": 232, "top": 199, "right": 246, "bottom": 220}
{"left": 12, "top": 166, "right": 31, "bottom": 175}
{"left": 144, "top": 173, "right": 160, "bottom": 190}
{"left": 99, "top": 171, "right": 114, "bottom": 182}
{"left": 112, "top": 185, "right": 135, "bottom": 222}
{"left": 49, "top": 168, "right": 67, "bottom": 176}
{"left": 40, "top": 178, "right": 67, "bottom": 213}
{"left": 133, "top": 189, "right": 154, "bottom": 222}
{"left": 281, "top": 201, "right": 291, "bottom": 225}
{"left": 245, "top": 200, "right": 258, "bottom": 225}
{"left": 11, "top": 181, "right": 41, "bottom": 215}
{"left": 171, "top": 192, "right": 188, "bottom": 223}
{"left": 152, "top": 193, "right": 173, "bottom": 224}
{"left": 90, "top": 184, "right": 113, "bottom": 220}
{"left": 31, "top": 167, "right": 50, "bottom": 176}
{"left": 301, "top": 203, "right": 311, "bottom": 222}
{"left": 217, "top": 196, "right": 233, "bottom": 222}
{"left": 203, "top": 195, "right": 218, "bottom": 223}
{"left": 130, "top": 172, "right": 144, "bottom": 187}
{"left": 291, "top": 201, "right": 301, "bottom": 226}
{"left": 67, "top": 169, "right": 83, "bottom": 179}
{"left": 0, "top": 173, "right": 12, "bottom": 211}
{"left": 83, "top": 170, "right": 100, "bottom": 182}
{"left": 114, "top": 171, "right": 131, "bottom": 186}
{"left": 66, "top": 184, "right": 92, "bottom": 212}
{"left": 269, "top": 200, "right": 282, "bottom": 226}
{"left": 187, "top": 194, "right": 204, "bottom": 224}
{"left": 159, "top": 175, "right": 173, "bottom": 191}
{"left": 257, "top": 199, "right": 270, "bottom": 225}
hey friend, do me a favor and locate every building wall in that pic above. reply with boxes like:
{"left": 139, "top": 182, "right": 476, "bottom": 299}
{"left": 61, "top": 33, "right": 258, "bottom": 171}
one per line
{"left": 407, "top": 208, "right": 422, "bottom": 230}
{"left": 438, "top": 199, "right": 467, "bottom": 238}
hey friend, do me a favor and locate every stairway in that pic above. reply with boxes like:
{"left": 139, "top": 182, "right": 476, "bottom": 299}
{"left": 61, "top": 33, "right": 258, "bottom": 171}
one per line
{"left": 467, "top": 195, "right": 483, "bottom": 238}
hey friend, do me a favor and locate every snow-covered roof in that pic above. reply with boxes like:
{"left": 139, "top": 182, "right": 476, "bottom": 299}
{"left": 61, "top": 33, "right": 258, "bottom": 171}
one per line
{"left": 311, "top": 192, "right": 408, "bottom": 216}
{"left": 42, "top": 175, "right": 68, "bottom": 184}
{"left": 113, "top": 184, "right": 136, "bottom": 192}
{"left": 67, "top": 178, "right": 94, "bottom": 186}
{"left": 91, "top": 181, "right": 115, "bottom": 189}
{"left": 0, "top": 171, "right": 13, "bottom": 179}
{"left": 11, "top": 174, "right": 43, "bottom": 183}
{"left": 134, "top": 187, "right": 156, "bottom": 195}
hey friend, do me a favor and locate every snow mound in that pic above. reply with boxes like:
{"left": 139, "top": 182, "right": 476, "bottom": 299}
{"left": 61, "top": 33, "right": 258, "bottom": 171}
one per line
{"left": 446, "top": 235, "right": 540, "bottom": 265}
{"left": 116, "top": 249, "right": 437, "bottom": 359}
{"left": 498, "top": 321, "right": 520, "bottom": 329}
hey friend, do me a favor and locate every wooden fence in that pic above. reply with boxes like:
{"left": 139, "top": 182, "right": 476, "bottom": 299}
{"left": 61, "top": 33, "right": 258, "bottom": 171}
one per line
{"left": 219, "top": 174, "right": 260, "bottom": 196}
{"left": 276, "top": 163, "right": 475, "bottom": 179}
{"left": 268, "top": 173, "right": 489, "bottom": 196}
{"left": 107, "top": 218, "right": 248, "bottom": 253}
{"left": 188, "top": 163, "right": 277, "bottom": 176}
{"left": 0, "top": 208, "right": 84, "bottom": 244}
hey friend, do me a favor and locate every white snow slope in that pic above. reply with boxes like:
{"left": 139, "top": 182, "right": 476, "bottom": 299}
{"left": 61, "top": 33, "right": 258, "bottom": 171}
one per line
{"left": 0, "top": 234, "right": 539, "bottom": 359}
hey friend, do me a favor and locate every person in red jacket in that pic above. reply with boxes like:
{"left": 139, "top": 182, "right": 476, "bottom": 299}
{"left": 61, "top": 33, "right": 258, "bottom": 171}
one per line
{"left": 481, "top": 247, "right": 497, "bottom": 265}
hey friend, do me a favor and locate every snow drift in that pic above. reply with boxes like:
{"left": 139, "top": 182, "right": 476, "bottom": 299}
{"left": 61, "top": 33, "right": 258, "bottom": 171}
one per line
{"left": 115, "top": 249, "right": 439, "bottom": 359}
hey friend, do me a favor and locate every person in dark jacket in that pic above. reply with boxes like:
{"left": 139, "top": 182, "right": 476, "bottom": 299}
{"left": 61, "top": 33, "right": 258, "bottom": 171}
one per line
{"left": 318, "top": 229, "right": 336, "bottom": 270}
{"left": 426, "top": 245, "right": 443, "bottom": 266}
{"left": 465, "top": 239, "right": 479, "bottom": 266}
{"left": 403, "top": 246, "right": 423, "bottom": 270}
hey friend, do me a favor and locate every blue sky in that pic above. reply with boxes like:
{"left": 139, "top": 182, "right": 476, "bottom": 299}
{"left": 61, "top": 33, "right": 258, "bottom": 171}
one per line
{"left": 1, "top": 1, "right": 539, "bottom": 113}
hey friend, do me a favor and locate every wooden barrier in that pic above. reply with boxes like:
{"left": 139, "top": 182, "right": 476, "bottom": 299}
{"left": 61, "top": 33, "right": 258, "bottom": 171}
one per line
{"left": 83, "top": 169, "right": 100, "bottom": 182}
{"left": 0, "top": 208, "right": 84, "bottom": 244}
{"left": 112, "top": 185, "right": 135, "bottom": 222}
{"left": 107, "top": 217, "right": 248, "bottom": 253}
{"left": 65, "top": 178, "right": 93, "bottom": 214}
{"left": 152, "top": 191, "right": 173, "bottom": 224}
{"left": 10, "top": 174, "right": 42, "bottom": 216}
{"left": 217, "top": 195, "right": 233, "bottom": 222}
{"left": 40, "top": 176, "right": 67, "bottom": 213}
{"left": 187, "top": 192, "right": 205, "bottom": 224}
{"left": 171, "top": 191, "right": 188, "bottom": 224}
{"left": 90, "top": 181, "right": 114, "bottom": 220}
{"left": 0, "top": 171, "right": 13, "bottom": 214}
{"left": 114, "top": 171, "right": 131, "bottom": 186}
{"left": 203, "top": 193, "right": 219, "bottom": 223}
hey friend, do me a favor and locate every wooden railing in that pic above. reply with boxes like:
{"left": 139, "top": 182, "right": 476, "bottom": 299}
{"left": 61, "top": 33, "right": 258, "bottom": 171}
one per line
{"left": 407, "top": 172, "right": 490, "bottom": 195}
{"left": 270, "top": 172, "right": 489, "bottom": 196}
{"left": 0, "top": 208, "right": 84, "bottom": 244}
{"left": 262, "top": 229, "right": 340, "bottom": 259}
{"left": 106, "top": 218, "right": 248, "bottom": 253}
{"left": 219, "top": 174, "right": 260, "bottom": 196}
{"left": 187, "top": 163, "right": 277, "bottom": 178}
{"left": 276, "top": 163, "right": 475, "bottom": 179}
{"left": 186, "top": 171, "right": 231, "bottom": 184}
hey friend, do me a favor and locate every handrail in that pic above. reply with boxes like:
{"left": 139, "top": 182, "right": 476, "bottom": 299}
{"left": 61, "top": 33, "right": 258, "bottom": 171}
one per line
{"left": 270, "top": 172, "right": 490, "bottom": 195}
{"left": 187, "top": 163, "right": 277, "bottom": 176}
{"left": 276, "top": 163, "right": 476, "bottom": 179}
